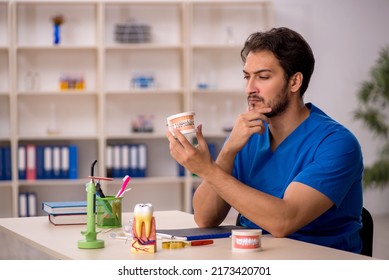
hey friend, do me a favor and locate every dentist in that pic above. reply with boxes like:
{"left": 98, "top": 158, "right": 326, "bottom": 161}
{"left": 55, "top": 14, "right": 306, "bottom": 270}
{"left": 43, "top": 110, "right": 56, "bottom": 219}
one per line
{"left": 166, "top": 27, "right": 364, "bottom": 254}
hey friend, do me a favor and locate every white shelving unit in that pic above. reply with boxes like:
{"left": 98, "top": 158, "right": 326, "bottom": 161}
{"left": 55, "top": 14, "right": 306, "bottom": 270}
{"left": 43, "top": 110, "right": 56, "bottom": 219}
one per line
{"left": 0, "top": 0, "right": 10, "bottom": 138}
{"left": 0, "top": 0, "right": 273, "bottom": 217}
{"left": 0, "top": 0, "right": 12, "bottom": 218}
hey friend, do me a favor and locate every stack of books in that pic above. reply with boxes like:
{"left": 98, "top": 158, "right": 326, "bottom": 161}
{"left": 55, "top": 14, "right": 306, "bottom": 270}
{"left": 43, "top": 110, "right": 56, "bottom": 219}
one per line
{"left": 42, "top": 201, "right": 87, "bottom": 226}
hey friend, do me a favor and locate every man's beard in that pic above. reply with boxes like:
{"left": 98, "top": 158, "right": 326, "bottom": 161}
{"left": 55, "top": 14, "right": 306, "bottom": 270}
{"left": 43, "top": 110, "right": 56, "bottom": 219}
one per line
{"left": 248, "top": 86, "right": 290, "bottom": 118}
{"left": 264, "top": 91, "right": 290, "bottom": 118}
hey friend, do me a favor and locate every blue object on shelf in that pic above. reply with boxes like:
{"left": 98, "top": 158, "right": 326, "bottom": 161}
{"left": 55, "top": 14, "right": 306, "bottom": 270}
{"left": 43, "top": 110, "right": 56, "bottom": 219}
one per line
{"left": 53, "top": 24, "right": 61, "bottom": 45}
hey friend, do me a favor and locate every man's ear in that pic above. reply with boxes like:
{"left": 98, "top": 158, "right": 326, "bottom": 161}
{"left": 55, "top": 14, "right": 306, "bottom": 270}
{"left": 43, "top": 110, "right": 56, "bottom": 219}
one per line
{"left": 289, "top": 72, "right": 303, "bottom": 93}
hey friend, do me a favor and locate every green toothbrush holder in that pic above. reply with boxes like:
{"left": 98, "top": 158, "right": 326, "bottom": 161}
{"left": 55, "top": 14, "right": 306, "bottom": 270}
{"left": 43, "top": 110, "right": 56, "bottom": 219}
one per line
{"left": 96, "top": 196, "right": 122, "bottom": 228}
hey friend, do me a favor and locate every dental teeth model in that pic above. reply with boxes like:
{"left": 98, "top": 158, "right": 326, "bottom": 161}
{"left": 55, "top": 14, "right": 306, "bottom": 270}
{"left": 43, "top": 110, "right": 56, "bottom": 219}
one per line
{"left": 134, "top": 203, "right": 153, "bottom": 238}
{"left": 131, "top": 203, "right": 156, "bottom": 254}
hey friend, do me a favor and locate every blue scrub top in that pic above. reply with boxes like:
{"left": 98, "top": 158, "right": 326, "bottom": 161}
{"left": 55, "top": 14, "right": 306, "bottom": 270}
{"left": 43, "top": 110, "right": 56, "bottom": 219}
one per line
{"left": 234, "top": 103, "right": 363, "bottom": 253}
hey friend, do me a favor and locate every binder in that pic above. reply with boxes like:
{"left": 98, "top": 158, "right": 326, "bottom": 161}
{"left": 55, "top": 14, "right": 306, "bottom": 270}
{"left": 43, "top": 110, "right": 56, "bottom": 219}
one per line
{"left": 0, "top": 147, "right": 4, "bottom": 180}
{"left": 18, "top": 192, "right": 28, "bottom": 217}
{"left": 112, "top": 145, "right": 121, "bottom": 178}
{"left": 36, "top": 145, "right": 45, "bottom": 179}
{"left": 52, "top": 146, "right": 61, "bottom": 179}
{"left": 106, "top": 145, "right": 113, "bottom": 178}
{"left": 43, "top": 146, "right": 53, "bottom": 179}
{"left": 127, "top": 145, "right": 133, "bottom": 177}
{"left": 4, "top": 146, "right": 11, "bottom": 180}
{"left": 28, "top": 192, "right": 37, "bottom": 217}
{"left": 121, "top": 144, "right": 130, "bottom": 177}
{"left": 61, "top": 146, "right": 70, "bottom": 179}
{"left": 18, "top": 192, "right": 37, "bottom": 217}
{"left": 177, "top": 162, "right": 185, "bottom": 177}
{"left": 0, "top": 146, "right": 11, "bottom": 180}
{"left": 18, "top": 146, "right": 26, "bottom": 180}
{"left": 138, "top": 144, "right": 147, "bottom": 177}
{"left": 208, "top": 143, "right": 217, "bottom": 160}
{"left": 26, "top": 144, "right": 36, "bottom": 180}
{"left": 130, "top": 145, "right": 138, "bottom": 177}
{"left": 68, "top": 145, "right": 78, "bottom": 179}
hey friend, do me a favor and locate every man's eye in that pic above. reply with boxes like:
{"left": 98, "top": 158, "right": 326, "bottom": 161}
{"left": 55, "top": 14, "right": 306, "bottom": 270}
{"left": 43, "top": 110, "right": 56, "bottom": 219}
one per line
{"left": 259, "top": 76, "right": 269, "bottom": 79}
{"left": 243, "top": 76, "right": 249, "bottom": 80}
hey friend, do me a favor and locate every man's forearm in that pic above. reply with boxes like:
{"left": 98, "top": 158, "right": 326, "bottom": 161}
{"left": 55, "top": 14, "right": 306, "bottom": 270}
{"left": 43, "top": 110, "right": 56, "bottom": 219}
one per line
{"left": 214, "top": 145, "right": 237, "bottom": 174}
{"left": 193, "top": 146, "right": 238, "bottom": 227}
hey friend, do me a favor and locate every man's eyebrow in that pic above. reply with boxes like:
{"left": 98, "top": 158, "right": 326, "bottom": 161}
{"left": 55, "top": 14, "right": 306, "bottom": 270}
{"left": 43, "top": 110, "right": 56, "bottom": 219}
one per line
{"left": 243, "top": 69, "right": 272, "bottom": 75}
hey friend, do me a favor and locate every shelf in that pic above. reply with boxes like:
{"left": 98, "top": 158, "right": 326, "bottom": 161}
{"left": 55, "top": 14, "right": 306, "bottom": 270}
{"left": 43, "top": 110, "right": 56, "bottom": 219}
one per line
{"left": 17, "top": 95, "right": 98, "bottom": 137}
{"left": 0, "top": 185, "right": 12, "bottom": 218}
{"left": 0, "top": 181, "right": 12, "bottom": 188}
{"left": 0, "top": 2, "right": 9, "bottom": 48}
{"left": 12, "top": 177, "right": 183, "bottom": 189}
{"left": 17, "top": 178, "right": 86, "bottom": 187}
{"left": 17, "top": 91, "right": 98, "bottom": 96}
{"left": 105, "top": 94, "right": 182, "bottom": 135}
{"left": 17, "top": 135, "right": 98, "bottom": 141}
{"left": 107, "top": 176, "right": 185, "bottom": 186}
{"left": 192, "top": 89, "right": 244, "bottom": 95}
{"left": 105, "top": 89, "right": 183, "bottom": 95}
{"left": 191, "top": 48, "right": 245, "bottom": 91}
{"left": 106, "top": 133, "right": 167, "bottom": 140}
{"left": 0, "top": 95, "right": 10, "bottom": 139}
{"left": 16, "top": 1, "right": 98, "bottom": 47}
{"left": 191, "top": 1, "right": 272, "bottom": 46}
{"left": 191, "top": 44, "right": 242, "bottom": 50}
{"left": 105, "top": 44, "right": 183, "bottom": 50}
{"left": 0, "top": 49, "right": 9, "bottom": 94}
{"left": 104, "top": 48, "right": 183, "bottom": 92}
{"left": 16, "top": 49, "right": 97, "bottom": 92}
{"left": 103, "top": 1, "right": 183, "bottom": 46}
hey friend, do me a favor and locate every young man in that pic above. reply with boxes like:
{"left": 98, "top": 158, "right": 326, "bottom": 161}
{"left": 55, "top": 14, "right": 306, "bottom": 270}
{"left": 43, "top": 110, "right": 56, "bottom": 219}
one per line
{"left": 166, "top": 27, "right": 364, "bottom": 253}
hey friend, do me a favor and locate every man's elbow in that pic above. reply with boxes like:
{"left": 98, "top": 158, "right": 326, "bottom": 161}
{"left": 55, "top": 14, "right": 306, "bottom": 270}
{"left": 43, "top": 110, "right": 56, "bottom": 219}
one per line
{"left": 194, "top": 213, "right": 220, "bottom": 228}
{"left": 270, "top": 230, "right": 289, "bottom": 238}
{"left": 266, "top": 221, "right": 296, "bottom": 238}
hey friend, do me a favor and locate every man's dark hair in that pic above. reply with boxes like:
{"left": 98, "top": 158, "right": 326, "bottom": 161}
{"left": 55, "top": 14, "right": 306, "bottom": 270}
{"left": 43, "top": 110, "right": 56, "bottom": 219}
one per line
{"left": 241, "top": 27, "right": 315, "bottom": 97}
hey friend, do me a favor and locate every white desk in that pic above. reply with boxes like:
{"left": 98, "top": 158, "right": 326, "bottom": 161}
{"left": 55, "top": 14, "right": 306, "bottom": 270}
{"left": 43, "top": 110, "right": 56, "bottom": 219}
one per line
{"left": 0, "top": 210, "right": 374, "bottom": 260}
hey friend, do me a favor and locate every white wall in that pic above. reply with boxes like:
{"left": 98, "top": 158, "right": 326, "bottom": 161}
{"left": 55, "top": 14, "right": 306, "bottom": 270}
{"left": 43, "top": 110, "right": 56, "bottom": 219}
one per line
{"left": 272, "top": 0, "right": 389, "bottom": 215}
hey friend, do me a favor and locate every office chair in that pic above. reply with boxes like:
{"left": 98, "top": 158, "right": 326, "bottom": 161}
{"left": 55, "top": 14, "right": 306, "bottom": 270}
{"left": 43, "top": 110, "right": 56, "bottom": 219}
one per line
{"left": 236, "top": 207, "right": 374, "bottom": 257}
{"left": 360, "top": 207, "right": 374, "bottom": 257}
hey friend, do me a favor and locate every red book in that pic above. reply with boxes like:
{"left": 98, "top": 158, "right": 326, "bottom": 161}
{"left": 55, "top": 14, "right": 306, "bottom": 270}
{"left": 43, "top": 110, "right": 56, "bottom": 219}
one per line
{"left": 26, "top": 144, "right": 36, "bottom": 180}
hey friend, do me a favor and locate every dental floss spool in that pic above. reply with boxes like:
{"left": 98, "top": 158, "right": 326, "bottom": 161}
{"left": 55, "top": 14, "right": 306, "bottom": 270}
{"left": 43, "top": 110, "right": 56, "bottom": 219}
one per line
{"left": 167, "top": 112, "right": 196, "bottom": 136}
{"left": 231, "top": 229, "right": 262, "bottom": 252}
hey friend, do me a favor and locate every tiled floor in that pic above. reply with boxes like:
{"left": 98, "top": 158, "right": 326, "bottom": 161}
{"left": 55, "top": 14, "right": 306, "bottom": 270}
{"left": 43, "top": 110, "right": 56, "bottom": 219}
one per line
{"left": 1, "top": 214, "right": 388, "bottom": 259}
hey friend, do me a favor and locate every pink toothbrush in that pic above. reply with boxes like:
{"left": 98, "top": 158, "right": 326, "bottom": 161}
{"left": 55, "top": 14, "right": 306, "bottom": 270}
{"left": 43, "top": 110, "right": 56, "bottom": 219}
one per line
{"left": 116, "top": 175, "right": 131, "bottom": 198}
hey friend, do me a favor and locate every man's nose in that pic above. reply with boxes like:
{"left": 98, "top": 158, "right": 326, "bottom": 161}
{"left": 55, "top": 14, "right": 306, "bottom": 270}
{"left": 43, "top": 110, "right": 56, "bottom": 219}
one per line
{"left": 246, "top": 78, "right": 257, "bottom": 95}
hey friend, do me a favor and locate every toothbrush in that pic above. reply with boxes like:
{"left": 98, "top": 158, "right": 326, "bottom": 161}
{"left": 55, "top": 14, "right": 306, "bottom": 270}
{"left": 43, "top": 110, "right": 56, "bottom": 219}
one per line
{"left": 115, "top": 175, "right": 131, "bottom": 198}
{"left": 118, "top": 188, "right": 132, "bottom": 198}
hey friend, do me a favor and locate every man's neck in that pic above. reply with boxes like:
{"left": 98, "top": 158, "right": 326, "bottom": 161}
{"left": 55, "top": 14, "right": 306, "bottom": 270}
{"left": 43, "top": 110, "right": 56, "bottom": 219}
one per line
{"left": 268, "top": 100, "right": 310, "bottom": 151}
